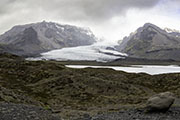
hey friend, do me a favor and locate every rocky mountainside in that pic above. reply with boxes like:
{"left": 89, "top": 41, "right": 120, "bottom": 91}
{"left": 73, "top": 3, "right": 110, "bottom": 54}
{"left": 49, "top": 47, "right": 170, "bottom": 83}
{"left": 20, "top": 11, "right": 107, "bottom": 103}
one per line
{"left": 0, "top": 21, "right": 96, "bottom": 56}
{"left": 117, "top": 23, "right": 180, "bottom": 60}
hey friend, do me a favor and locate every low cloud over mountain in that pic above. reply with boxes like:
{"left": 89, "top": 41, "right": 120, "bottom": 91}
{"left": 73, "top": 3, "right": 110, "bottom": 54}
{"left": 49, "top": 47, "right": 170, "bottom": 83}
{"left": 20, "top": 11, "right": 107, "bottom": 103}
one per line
{"left": 0, "top": 0, "right": 180, "bottom": 41}
{"left": 0, "top": 0, "right": 161, "bottom": 21}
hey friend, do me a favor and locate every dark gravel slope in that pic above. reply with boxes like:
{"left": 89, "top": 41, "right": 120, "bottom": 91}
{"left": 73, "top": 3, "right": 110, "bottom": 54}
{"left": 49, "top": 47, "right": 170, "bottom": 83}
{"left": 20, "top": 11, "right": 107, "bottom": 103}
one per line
{"left": 87, "top": 107, "right": 180, "bottom": 120}
{"left": 0, "top": 103, "right": 61, "bottom": 120}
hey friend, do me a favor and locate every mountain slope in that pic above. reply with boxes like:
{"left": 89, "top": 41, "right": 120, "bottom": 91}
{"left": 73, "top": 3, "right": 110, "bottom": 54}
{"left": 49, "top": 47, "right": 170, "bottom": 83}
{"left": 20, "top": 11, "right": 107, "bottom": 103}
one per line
{"left": 117, "top": 23, "right": 180, "bottom": 60}
{"left": 0, "top": 21, "right": 96, "bottom": 56}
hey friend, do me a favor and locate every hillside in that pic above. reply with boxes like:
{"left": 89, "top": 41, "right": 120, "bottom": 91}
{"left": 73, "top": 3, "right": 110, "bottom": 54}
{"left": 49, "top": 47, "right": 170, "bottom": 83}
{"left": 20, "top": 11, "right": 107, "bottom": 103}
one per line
{"left": 117, "top": 23, "right": 180, "bottom": 60}
{"left": 0, "top": 21, "right": 96, "bottom": 56}
{"left": 0, "top": 53, "right": 180, "bottom": 119}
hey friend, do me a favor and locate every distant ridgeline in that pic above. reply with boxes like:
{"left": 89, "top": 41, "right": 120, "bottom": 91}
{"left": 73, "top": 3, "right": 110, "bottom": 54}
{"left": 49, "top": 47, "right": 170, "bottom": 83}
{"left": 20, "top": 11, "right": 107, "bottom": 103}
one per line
{"left": 0, "top": 21, "right": 96, "bottom": 56}
{"left": 1, "top": 22, "right": 180, "bottom": 62}
{"left": 116, "top": 23, "right": 180, "bottom": 61}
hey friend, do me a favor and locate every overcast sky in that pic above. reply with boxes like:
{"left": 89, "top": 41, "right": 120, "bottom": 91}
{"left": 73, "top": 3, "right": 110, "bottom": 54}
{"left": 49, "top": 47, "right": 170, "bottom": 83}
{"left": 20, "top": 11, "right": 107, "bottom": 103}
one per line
{"left": 0, "top": 0, "right": 180, "bottom": 42}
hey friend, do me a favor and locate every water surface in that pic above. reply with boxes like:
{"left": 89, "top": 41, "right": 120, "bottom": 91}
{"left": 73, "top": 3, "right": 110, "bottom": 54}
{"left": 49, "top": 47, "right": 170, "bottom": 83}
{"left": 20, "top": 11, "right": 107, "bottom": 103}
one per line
{"left": 66, "top": 65, "right": 180, "bottom": 75}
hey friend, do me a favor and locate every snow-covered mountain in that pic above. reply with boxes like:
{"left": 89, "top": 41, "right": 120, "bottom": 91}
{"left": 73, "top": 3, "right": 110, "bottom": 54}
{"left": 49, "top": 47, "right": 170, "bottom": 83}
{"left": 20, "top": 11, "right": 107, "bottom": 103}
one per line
{"left": 0, "top": 21, "right": 96, "bottom": 56}
{"left": 164, "top": 28, "right": 180, "bottom": 38}
{"left": 29, "top": 42, "right": 128, "bottom": 62}
{"left": 116, "top": 23, "right": 180, "bottom": 60}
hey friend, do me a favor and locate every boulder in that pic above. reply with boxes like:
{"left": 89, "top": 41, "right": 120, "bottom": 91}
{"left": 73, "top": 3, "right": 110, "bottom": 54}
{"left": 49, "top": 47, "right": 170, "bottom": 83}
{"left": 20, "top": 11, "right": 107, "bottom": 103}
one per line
{"left": 146, "top": 92, "right": 175, "bottom": 112}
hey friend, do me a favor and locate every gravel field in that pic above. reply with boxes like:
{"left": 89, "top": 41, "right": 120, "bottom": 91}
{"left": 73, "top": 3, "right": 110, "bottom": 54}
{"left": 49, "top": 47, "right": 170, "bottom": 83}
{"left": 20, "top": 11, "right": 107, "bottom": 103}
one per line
{"left": 77, "top": 107, "right": 180, "bottom": 120}
{"left": 0, "top": 103, "right": 61, "bottom": 120}
{"left": 73, "top": 105, "right": 180, "bottom": 120}
{"left": 1, "top": 103, "right": 180, "bottom": 120}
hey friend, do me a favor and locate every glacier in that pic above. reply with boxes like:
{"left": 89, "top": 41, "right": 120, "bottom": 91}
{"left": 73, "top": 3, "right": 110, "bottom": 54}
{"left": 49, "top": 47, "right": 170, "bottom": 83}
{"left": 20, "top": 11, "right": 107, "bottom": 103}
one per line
{"left": 29, "top": 42, "right": 128, "bottom": 62}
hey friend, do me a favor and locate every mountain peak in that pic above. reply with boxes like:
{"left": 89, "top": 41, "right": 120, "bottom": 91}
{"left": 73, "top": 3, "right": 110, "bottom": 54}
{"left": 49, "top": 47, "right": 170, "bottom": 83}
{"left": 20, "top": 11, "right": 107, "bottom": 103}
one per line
{"left": 117, "top": 23, "right": 180, "bottom": 60}
{"left": 40, "top": 20, "right": 49, "bottom": 25}
{"left": 143, "top": 23, "right": 156, "bottom": 27}
{"left": 42, "top": 20, "right": 47, "bottom": 23}
{"left": 142, "top": 23, "right": 161, "bottom": 30}
{"left": 0, "top": 21, "right": 96, "bottom": 56}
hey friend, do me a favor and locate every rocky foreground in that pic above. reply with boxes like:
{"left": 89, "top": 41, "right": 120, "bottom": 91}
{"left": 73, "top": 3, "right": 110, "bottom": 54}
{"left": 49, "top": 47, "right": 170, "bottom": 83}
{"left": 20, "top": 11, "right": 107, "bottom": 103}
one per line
{"left": 1, "top": 103, "right": 180, "bottom": 120}
{"left": 1, "top": 53, "right": 180, "bottom": 119}
{"left": 0, "top": 103, "right": 60, "bottom": 120}
{"left": 88, "top": 107, "right": 180, "bottom": 120}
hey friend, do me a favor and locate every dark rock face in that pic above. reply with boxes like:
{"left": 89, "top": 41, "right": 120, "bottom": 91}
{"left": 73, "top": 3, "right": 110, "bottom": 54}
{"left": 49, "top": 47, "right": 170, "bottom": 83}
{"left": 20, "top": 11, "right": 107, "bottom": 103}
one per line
{"left": 20, "top": 27, "right": 40, "bottom": 45}
{"left": 5, "top": 27, "right": 44, "bottom": 56}
{"left": 117, "top": 23, "right": 180, "bottom": 60}
{"left": 146, "top": 92, "right": 175, "bottom": 112}
{"left": 0, "top": 21, "right": 96, "bottom": 56}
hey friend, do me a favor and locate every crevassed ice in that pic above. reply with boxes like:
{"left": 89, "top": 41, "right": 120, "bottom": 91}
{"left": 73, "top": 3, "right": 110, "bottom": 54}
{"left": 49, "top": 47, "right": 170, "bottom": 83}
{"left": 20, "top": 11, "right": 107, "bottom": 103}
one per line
{"left": 33, "top": 42, "right": 127, "bottom": 62}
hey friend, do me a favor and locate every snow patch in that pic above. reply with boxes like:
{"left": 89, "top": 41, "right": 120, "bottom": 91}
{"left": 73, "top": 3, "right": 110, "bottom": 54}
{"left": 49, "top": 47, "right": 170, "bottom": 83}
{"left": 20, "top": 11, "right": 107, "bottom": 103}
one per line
{"left": 55, "top": 24, "right": 65, "bottom": 31}
{"left": 164, "top": 28, "right": 180, "bottom": 33}
{"left": 56, "top": 31, "right": 60, "bottom": 34}
{"left": 86, "top": 31, "right": 93, "bottom": 36}
{"left": 79, "top": 27, "right": 93, "bottom": 36}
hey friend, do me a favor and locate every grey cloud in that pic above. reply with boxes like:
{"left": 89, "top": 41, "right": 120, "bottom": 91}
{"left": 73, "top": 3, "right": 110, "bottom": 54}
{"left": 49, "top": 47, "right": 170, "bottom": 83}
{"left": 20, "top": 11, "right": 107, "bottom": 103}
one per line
{"left": 0, "top": 1, "right": 12, "bottom": 14}
{"left": 0, "top": 0, "right": 180, "bottom": 40}
{"left": 0, "top": 0, "right": 162, "bottom": 21}
{"left": 40, "top": 0, "right": 162, "bottom": 21}
{"left": 0, "top": 0, "right": 22, "bottom": 15}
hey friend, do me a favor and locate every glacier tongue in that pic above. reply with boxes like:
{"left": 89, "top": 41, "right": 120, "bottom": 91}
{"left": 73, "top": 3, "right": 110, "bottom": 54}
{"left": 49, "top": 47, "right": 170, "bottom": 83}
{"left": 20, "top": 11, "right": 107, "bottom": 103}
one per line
{"left": 32, "top": 42, "right": 127, "bottom": 62}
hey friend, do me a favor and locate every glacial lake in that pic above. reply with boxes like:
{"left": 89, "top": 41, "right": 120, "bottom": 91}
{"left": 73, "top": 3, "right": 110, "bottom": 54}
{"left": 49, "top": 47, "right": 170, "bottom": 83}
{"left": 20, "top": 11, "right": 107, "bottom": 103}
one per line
{"left": 66, "top": 65, "right": 180, "bottom": 75}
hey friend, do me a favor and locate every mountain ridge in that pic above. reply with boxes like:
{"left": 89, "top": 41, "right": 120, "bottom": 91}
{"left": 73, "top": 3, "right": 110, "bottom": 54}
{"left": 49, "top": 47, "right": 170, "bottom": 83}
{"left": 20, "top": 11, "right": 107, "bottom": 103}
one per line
{"left": 117, "top": 23, "right": 180, "bottom": 60}
{"left": 0, "top": 21, "right": 96, "bottom": 56}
